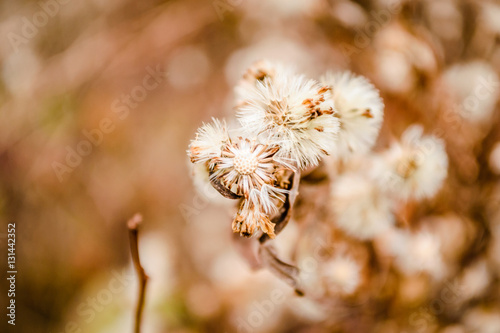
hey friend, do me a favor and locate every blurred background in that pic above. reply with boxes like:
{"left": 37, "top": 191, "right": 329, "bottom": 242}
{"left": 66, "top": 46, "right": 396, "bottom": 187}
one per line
{"left": 1, "top": 0, "right": 500, "bottom": 332}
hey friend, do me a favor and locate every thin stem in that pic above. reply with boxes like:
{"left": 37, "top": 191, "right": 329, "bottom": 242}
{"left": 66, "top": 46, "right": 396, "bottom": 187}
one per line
{"left": 127, "top": 213, "right": 149, "bottom": 333}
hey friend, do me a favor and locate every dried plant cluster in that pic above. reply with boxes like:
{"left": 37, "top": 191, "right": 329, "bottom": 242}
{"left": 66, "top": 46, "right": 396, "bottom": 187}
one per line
{"left": 189, "top": 61, "right": 343, "bottom": 239}
{"left": 187, "top": 60, "right": 452, "bottom": 298}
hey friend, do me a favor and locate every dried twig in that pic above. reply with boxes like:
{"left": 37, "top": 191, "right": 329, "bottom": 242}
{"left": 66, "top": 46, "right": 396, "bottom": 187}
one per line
{"left": 127, "top": 213, "right": 149, "bottom": 333}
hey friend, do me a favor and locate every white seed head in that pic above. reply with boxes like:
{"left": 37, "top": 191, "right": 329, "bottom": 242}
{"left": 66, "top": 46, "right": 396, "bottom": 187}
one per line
{"left": 330, "top": 172, "right": 395, "bottom": 240}
{"left": 372, "top": 124, "right": 448, "bottom": 201}
{"left": 390, "top": 230, "right": 445, "bottom": 279}
{"left": 236, "top": 69, "right": 340, "bottom": 169}
{"left": 321, "top": 71, "right": 384, "bottom": 159}
{"left": 188, "top": 118, "right": 229, "bottom": 167}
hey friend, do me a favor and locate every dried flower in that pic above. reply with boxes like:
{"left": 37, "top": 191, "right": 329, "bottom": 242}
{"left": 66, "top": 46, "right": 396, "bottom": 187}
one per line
{"left": 209, "top": 135, "right": 290, "bottom": 238}
{"left": 330, "top": 172, "right": 395, "bottom": 240}
{"left": 236, "top": 70, "right": 340, "bottom": 169}
{"left": 373, "top": 124, "right": 448, "bottom": 201}
{"left": 321, "top": 71, "right": 384, "bottom": 159}
{"left": 188, "top": 118, "right": 229, "bottom": 168}
{"left": 188, "top": 118, "right": 293, "bottom": 238}
{"left": 211, "top": 137, "right": 282, "bottom": 200}
{"left": 390, "top": 230, "right": 445, "bottom": 279}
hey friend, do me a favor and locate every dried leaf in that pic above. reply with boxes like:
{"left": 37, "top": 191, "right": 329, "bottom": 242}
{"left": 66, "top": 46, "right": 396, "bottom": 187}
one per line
{"left": 259, "top": 243, "right": 304, "bottom": 296}
{"left": 209, "top": 173, "right": 242, "bottom": 199}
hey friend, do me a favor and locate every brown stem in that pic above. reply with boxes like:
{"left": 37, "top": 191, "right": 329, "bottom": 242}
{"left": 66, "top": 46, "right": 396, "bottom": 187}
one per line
{"left": 127, "top": 213, "right": 149, "bottom": 333}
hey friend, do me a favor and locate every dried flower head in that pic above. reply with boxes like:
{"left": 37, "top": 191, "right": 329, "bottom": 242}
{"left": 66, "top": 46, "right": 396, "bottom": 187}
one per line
{"left": 237, "top": 70, "right": 340, "bottom": 169}
{"left": 233, "top": 194, "right": 277, "bottom": 238}
{"left": 188, "top": 118, "right": 229, "bottom": 168}
{"left": 212, "top": 137, "right": 280, "bottom": 198}
{"left": 210, "top": 136, "right": 289, "bottom": 238}
{"left": 373, "top": 124, "right": 448, "bottom": 201}
{"left": 330, "top": 172, "right": 395, "bottom": 240}
{"left": 321, "top": 71, "right": 384, "bottom": 159}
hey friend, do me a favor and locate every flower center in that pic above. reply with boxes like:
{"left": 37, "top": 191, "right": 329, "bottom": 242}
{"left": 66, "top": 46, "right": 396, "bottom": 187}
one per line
{"left": 234, "top": 152, "right": 259, "bottom": 175}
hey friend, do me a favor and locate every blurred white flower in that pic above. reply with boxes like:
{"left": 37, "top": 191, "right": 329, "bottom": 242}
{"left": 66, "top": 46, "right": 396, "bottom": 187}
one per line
{"left": 322, "top": 255, "right": 362, "bottom": 294}
{"left": 373, "top": 124, "right": 448, "bottom": 201}
{"left": 391, "top": 230, "right": 445, "bottom": 279}
{"left": 236, "top": 69, "right": 339, "bottom": 168}
{"left": 233, "top": 195, "right": 277, "bottom": 238}
{"left": 321, "top": 71, "right": 384, "bottom": 159}
{"left": 442, "top": 60, "right": 499, "bottom": 124}
{"left": 330, "top": 172, "right": 395, "bottom": 240}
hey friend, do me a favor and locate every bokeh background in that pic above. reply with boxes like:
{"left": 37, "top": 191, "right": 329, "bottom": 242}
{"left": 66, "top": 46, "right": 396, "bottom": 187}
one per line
{"left": 1, "top": 0, "right": 500, "bottom": 332}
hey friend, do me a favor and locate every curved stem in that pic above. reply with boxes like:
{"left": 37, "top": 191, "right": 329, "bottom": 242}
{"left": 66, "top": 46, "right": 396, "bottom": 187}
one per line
{"left": 127, "top": 213, "right": 149, "bottom": 333}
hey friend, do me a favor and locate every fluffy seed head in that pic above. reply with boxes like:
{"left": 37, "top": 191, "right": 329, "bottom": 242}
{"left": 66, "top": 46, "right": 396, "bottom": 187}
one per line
{"left": 232, "top": 195, "right": 277, "bottom": 238}
{"left": 211, "top": 137, "right": 284, "bottom": 201}
{"left": 372, "top": 124, "right": 448, "bottom": 201}
{"left": 236, "top": 69, "right": 340, "bottom": 169}
{"left": 188, "top": 118, "right": 229, "bottom": 168}
{"left": 321, "top": 71, "right": 384, "bottom": 159}
{"left": 390, "top": 230, "right": 445, "bottom": 279}
{"left": 330, "top": 172, "right": 395, "bottom": 240}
